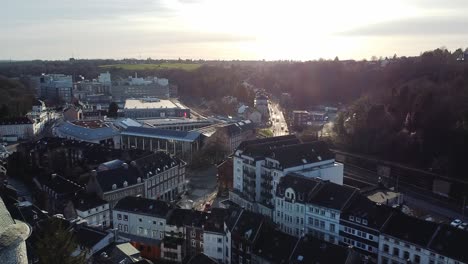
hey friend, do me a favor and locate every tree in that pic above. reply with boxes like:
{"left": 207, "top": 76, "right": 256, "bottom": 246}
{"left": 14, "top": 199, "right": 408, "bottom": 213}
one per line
{"left": 34, "top": 218, "right": 87, "bottom": 264}
{"left": 108, "top": 102, "right": 119, "bottom": 117}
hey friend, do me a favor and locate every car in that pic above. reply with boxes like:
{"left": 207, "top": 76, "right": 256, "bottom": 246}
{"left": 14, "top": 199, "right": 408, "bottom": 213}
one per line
{"left": 450, "top": 219, "right": 462, "bottom": 227}
{"left": 458, "top": 222, "right": 468, "bottom": 230}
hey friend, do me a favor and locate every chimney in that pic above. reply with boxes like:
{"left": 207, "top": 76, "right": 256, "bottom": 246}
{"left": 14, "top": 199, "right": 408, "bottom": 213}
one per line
{"left": 122, "top": 163, "right": 128, "bottom": 169}
{"left": 51, "top": 173, "right": 57, "bottom": 179}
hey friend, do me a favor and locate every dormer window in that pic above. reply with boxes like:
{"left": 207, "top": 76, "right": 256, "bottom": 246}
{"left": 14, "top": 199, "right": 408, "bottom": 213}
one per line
{"left": 123, "top": 181, "right": 128, "bottom": 187}
{"left": 356, "top": 217, "right": 361, "bottom": 223}
{"left": 362, "top": 219, "right": 368, "bottom": 225}
{"left": 349, "top": 216, "right": 354, "bottom": 221}
{"left": 137, "top": 177, "right": 141, "bottom": 183}
{"left": 112, "top": 184, "right": 117, "bottom": 190}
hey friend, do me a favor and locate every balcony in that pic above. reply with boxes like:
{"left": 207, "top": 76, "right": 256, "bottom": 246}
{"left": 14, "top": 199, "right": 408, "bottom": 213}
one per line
{"left": 261, "top": 191, "right": 273, "bottom": 199}
{"left": 243, "top": 169, "right": 256, "bottom": 179}
{"left": 261, "top": 173, "right": 273, "bottom": 181}
{"left": 260, "top": 181, "right": 272, "bottom": 189}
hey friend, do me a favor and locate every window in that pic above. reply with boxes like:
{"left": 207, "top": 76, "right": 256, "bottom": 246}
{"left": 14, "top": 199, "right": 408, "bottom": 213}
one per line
{"left": 308, "top": 217, "right": 313, "bottom": 225}
{"left": 118, "top": 224, "right": 122, "bottom": 231}
{"left": 383, "top": 244, "right": 389, "bottom": 253}
{"left": 153, "top": 221, "right": 157, "bottom": 224}
{"left": 414, "top": 255, "right": 420, "bottom": 264}
{"left": 123, "top": 215, "right": 128, "bottom": 221}
{"left": 320, "top": 221, "right": 325, "bottom": 229}
{"left": 191, "top": 231, "right": 196, "bottom": 238}
{"left": 315, "top": 208, "right": 319, "bottom": 213}
{"left": 138, "top": 227, "right": 143, "bottom": 234}
{"left": 404, "top": 251, "right": 410, "bottom": 260}
{"left": 393, "top": 248, "right": 399, "bottom": 257}
{"left": 246, "top": 246, "right": 250, "bottom": 253}
{"left": 139, "top": 218, "right": 142, "bottom": 222}
{"left": 191, "top": 240, "right": 196, "bottom": 247}
{"left": 356, "top": 217, "right": 361, "bottom": 223}
{"left": 330, "top": 224, "right": 335, "bottom": 232}
{"left": 314, "top": 219, "right": 319, "bottom": 227}
{"left": 362, "top": 219, "right": 368, "bottom": 225}
{"left": 320, "top": 210, "right": 325, "bottom": 215}
{"left": 217, "top": 247, "right": 222, "bottom": 253}
{"left": 218, "top": 238, "right": 222, "bottom": 243}
{"left": 331, "top": 212, "right": 336, "bottom": 219}
{"left": 117, "top": 214, "right": 122, "bottom": 220}
{"left": 124, "top": 225, "right": 128, "bottom": 232}
{"left": 349, "top": 216, "right": 354, "bottom": 221}
{"left": 368, "top": 246, "right": 373, "bottom": 252}
{"left": 369, "top": 235, "right": 373, "bottom": 240}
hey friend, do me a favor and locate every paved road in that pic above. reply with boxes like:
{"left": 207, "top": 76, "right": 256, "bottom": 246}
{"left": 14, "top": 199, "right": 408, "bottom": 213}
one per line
{"left": 268, "top": 101, "right": 288, "bottom": 136}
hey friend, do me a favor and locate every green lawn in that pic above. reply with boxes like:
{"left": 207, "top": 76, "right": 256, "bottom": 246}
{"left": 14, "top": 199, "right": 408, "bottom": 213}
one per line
{"left": 99, "top": 62, "right": 202, "bottom": 71}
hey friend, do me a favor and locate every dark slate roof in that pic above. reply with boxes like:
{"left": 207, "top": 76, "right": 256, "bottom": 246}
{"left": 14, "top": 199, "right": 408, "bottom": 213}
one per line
{"left": 186, "top": 253, "right": 218, "bottom": 264}
{"left": 224, "top": 120, "right": 255, "bottom": 136}
{"left": 237, "top": 135, "right": 298, "bottom": 151}
{"left": 267, "top": 141, "right": 335, "bottom": 168}
{"left": 56, "top": 121, "right": 118, "bottom": 141}
{"left": 74, "top": 225, "right": 110, "bottom": 249}
{"left": 74, "top": 193, "right": 108, "bottom": 211}
{"left": 95, "top": 164, "right": 141, "bottom": 192}
{"left": 98, "top": 159, "right": 125, "bottom": 171}
{"left": 114, "top": 196, "right": 171, "bottom": 218}
{"left": 133, "top": 151, "right": 181, "bottom": 179}
{"left": 341, "top": 194, "right": 395, "bottom": 230}
{"left": 289, "top": 235, "right": 350, "bottom": 264}
{"left": 7, "top": 201, "right": 48, "bottom": 227}
{"left": 231, "top": 210, "right": 264, "bottom": 243}
{"left": 166, "top": 209, "right": 208, "bottom": 228}
{"left": 381, "top": 212, "right": 439, "bottom": 248}
{"left": 308, "top": 182, "right": 357, "bottom": 210}
{"left": 428, "top": 225, "right": 468, "bottom": 263}
{"left": 252, "top": 225, "right": 297, "bottom": 263}
{"left": 0, "top": 117, "right": 33, "bottom": 125}
{"left": 122, "top": 126, "right": 202, "bottom": 142}
{"left": 276, "top": 174, "right": 321, "bottom": 200}
{"left": 204, "top": 208, "right": 229, "bottom": 233}
{"left": 40, "top": 174, "right": 85, "bottom": 195}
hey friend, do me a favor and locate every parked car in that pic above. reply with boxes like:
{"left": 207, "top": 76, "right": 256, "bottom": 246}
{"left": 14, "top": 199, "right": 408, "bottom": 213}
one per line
{"left": 450, "top": 219, "right": 462, "bottom": 227}
{"left": 458, "top": 222, "right": 468, "bottom": 230}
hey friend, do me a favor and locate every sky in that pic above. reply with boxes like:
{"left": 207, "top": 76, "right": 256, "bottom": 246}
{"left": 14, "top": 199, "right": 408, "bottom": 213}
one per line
{"left": 1, "top": 0, "right": 467, "bottom": 60}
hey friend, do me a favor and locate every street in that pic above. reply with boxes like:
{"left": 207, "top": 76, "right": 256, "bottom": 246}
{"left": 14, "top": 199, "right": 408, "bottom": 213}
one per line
{"left": 268, "top": 101, "right": 288, "bottom": 136}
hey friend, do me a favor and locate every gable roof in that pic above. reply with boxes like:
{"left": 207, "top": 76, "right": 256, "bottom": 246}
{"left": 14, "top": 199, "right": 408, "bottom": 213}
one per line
{"left": 122, "top": 126, "right": 202, "bottom": 142}
{"left": 95, "top": 163, "right": 142, "bottom": 193}
{"left": 74, "top": 193, "right": 108, "bottom": 211}
{"left": 289, "top": 235, "right": 351, "bottom": 264}
{"left": 237, "top": 135, "right": 298, "bottom": 151}
{"left": 276, "top": 173, "right": 321, "bottom": 199}
{"left": 230, "top": 210, "right": 264, "bottom": 243}
{"left": 166, "top": 209, "right": 208, "bottom": 227}
{"left": 267, "top": 141, "right": 334, "bottom": 168}
{"left": 57, "top": 121, "right": 118, "bottom": 141}
{"left": 114, "top": 196, "right": 171, "bottom": 218}
{"left": 381, "top": 212, "right": 439, "bottom": 248}
{"left": 252, "top": 225, "right": 297, "bottom": 263}
{"left": 341, "top": 194, "right": 395, "bottom": 230}
{"left": 39, "top": 174, "right": 84, "bottom": 195}
{"left": 74, "top": 225, "right": 111, "bottom": 249}
{"left": 308, "top": 181, "right": 357, "bottom": 210}
{"left": 186, "top": 253, "right": 218, "bottom": 264}
{"left": 428, "top": 225, "right": 468, "bottom": 263}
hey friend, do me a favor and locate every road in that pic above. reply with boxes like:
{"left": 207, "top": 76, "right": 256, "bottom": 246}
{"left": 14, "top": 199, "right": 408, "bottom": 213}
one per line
{"left": 268, "top": 101, "right": 288, "bottom": 136}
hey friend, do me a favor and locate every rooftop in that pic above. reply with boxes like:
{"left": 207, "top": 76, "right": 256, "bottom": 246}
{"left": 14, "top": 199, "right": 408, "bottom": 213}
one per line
{"left": 341, "top": 194, "right": 395, "bottom": 230}
{"left": 276, "top": 174, "right": 321, "bottom": 200}
{"left": 252, "top": 225, "right": 297, "bottom": 263}
{"left": 95, "top": 164, "right": 142, "bottom": 193}
{"left": 289, "top": 235, "right": 351, "bottom": 264}
{"left": 74, "top": 225, "right": 111, "bottom": 249}
{"left": 231, "top": 210, "right": 264, "bottom": 243}
{"left": 267, "top": 141, "right": 335, "bottom": 168}
{"left": 114, "top": 196, "right": 171, "bottom": 218}
{"left": 428, "top": 225, "right": 468, "bottom": 263}
{"left": 56, "top": 121, "right": 118, "bottom": 141}
{"left": 71, "top": 120, "right": 108, "bottom": 129}
{"left": 39, "top": 174, "right": 84, "bottom": 195}
{"left": 74, "top": 193, "right": 108, "bottom": 212}
{"left": 122, "top": 126, "right": 202, "bottom": 142}
{"left": 381, "top": 212, "right": 439, "bottom": 248}
{"left": 0, "top": 117, "right": 33, "bottom": 125}
{"left": 124, "top": 98, "right": 179, "bottom": 110}
{"left": 166, "top": 208, "right": 208, "bottom": 228}
{"left": 237, "top": 135, "right": 298, "bottom": 151}
{"left": 308, "top": 181, "right": 357, "bottom": 210}
{"left": 204, "top": 208, "right": 229, "bottom": 233}
{"left": 186, "top": 253, "right": 218, "bottom": 264}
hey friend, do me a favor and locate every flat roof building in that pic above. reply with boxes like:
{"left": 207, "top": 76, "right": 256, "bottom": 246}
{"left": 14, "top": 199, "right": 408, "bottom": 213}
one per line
{"left": 123, "top": 98, "right": 190, "bottom": 119}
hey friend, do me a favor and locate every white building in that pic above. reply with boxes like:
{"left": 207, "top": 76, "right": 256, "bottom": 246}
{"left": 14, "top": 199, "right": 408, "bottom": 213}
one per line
{"left": 0, "top": 117, "right": 34, "bottom": 140}
{"left": 55, "top": 120, "right": 120, "bottom": 148}
{"left": 203, "top": 208, "right": 229, "bottom": 263}
{"left": 273, "top": 173, "right": 357, "bottom": 242}
{"left": 230, "top": 135, "right": 344, "bottom": 218}
{"left": 254, "top": 94, "right": 269, "bottom": 116}
{"left": 98, "top": 72, "right": 112, "bottom": 85}
{"left": 113, "top": 196, "right": 171, "bottom": 241}
{"left": 123, "top": 98, "right": 190, "bottom": 119}
{"left": 74, "top": 194, "right": 111, "bottom": 228}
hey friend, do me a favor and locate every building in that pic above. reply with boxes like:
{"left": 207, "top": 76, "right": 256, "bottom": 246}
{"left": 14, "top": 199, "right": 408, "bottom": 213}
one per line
{"left": 54, "top": 120, "right": 120, "bottom": 148}
{"left": 251, "top": 224, "right": 298, "bottom": 264}
{"left": 39, "top": 74, "right": 73, "bottom": 103}
{"left": 217, "top": 158, "right": 233, "bottom": 194}
{"left": 225, "top": 208, "right": 264, "bottom": 264}
{"left": 93, "top": 242, "right": 146, "bottom": 263}
{"left": 120, "top": 126, "right": 204, "bottom": 161}
{"left": 305, "top": 181, "right": 357, "bottom": 244}
{"left": 73, "top": 225, "right": 114, "bottom": 260}
{"left": 35, "top": 173, "right": 85, "bottom": 215}
{"left": 74, "top": 193, "right": 111, "bottom": 228}
{"left": 203, "top": 120, "right": 256, "bottom": 155}
{"left": 112, "top": 75, "right": 170, "bottom": 101}
{"left": 203, "top": 208, "right": 229, "bottom": 263}
{"left": 141, "top": 118, "right": 212, "bottom": 131}
{"left": 292, "top": 110, "right": 309, "bottom": 128}
{"left": 254, "top": 94, "right": 269, "bottom": 117}
{"left": 0, "top": 196, "right": 30, "bottom": 264}
{"left": 292, "top": 110, "right": 328, "bottom": 128}
{"left": 340, "top": 194, "right": 394, "bottom": 260}
{"left": 427, "top": 224, "right": 468, "bottom": 264}
{"left": 186, "top": 253, "right": 218, "bottom": 264}
{"left": 123, "top": 98, "right": 189, "bottom": 119}
{"left": 132, "top": 151, "right": 186, "bottom": 202}
{"left": 113, "top": 196, "right": 172, "bottom": 260}
{"left": 0, "top": 117, "right": 34, "bottom": 140}
{"left": 230, "top": 135, "right": 344, "bottom": 217}
{"left": 161, "top": 209, "right": 199, "bottom": 262}
{"left": 63, "top": 106, "right": 83, "bottom": 121}
{"left": 86, "top": 163, "right": 145, "bottom": 208}
{"left": 378, "top": 212, "right": 438, "bottom": 264}
{"left": 273, "top": 174, "right": 321, "bottom": 237}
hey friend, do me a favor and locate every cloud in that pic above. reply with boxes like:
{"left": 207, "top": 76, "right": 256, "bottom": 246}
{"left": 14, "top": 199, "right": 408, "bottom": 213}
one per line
{"left": 338, "top": 16, "right": 468, "bottom": 36}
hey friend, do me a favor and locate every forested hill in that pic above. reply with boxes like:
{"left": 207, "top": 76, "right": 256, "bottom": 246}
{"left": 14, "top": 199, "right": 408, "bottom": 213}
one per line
{"left": 0, "top": 76, "right": 35, "bottom": 118}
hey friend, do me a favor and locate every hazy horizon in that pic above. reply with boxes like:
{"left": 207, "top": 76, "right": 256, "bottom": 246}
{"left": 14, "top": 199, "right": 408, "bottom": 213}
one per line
{"left": 2, "top": 0, "right": 467, "bottom": 61}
